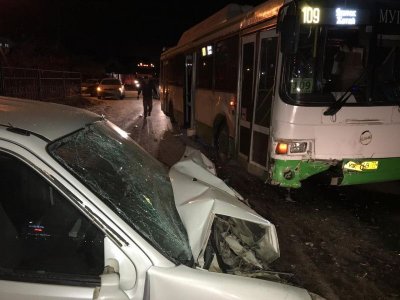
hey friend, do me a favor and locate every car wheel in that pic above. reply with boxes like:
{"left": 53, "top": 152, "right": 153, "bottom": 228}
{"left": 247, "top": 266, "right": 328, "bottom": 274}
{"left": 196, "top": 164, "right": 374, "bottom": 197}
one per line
{"left": 215, "top": 122, "right": 230, "bottom": 163}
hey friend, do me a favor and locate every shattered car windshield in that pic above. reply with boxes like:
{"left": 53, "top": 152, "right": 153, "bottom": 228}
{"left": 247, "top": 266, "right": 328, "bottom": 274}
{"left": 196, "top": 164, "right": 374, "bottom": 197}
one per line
{"left": 48, "top": 120, "right": 193, "bottom": 265}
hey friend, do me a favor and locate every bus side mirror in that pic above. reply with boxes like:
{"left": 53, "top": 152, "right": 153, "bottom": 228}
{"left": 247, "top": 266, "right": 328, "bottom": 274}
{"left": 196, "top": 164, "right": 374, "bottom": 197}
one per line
{"left": 277, "top": 5, "right": 299, "bottom": 55}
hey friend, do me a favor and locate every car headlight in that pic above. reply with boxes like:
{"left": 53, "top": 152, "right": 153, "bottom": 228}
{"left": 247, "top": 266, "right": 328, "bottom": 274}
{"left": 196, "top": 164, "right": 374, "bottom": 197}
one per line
{"left": 119, "top": 87, "right": 123, "bottom": 92}
{"left": 97, "top": 87, "right": 102, "bottom": 92}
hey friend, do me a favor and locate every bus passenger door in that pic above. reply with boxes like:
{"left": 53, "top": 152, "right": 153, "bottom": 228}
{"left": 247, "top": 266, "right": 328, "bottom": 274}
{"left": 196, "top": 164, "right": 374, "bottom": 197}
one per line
{"left": 238, "top": 35, "right": 256, "bottom": 160}
{"left": 160, "top": 60, "right": 169, "bottom": 114}
{"left": 250, "top": 31, "right": 278, "bottom": 171}
{"left": 184, "top": 54, "right": 193, "bottom": 128}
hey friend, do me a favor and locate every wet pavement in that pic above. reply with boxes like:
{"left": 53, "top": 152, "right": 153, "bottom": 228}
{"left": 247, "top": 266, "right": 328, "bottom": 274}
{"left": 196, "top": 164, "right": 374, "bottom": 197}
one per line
{"left": 79, "top": 91, "right": 202, "bottom": 166}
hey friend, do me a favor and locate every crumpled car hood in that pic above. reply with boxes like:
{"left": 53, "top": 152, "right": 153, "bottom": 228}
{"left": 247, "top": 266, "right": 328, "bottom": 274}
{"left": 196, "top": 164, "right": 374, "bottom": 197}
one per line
{"left": 169, "top": 147, "right": 280, "bottom": 271}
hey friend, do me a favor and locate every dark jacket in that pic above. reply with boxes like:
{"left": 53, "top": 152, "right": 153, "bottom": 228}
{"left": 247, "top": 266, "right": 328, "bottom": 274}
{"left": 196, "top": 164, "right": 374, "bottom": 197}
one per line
{"left": 140, "top": 78, "right": 157, "bottom": 99}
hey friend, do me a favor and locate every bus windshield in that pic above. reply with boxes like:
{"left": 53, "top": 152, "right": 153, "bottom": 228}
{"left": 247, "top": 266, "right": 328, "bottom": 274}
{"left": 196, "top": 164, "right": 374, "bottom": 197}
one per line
{"left": 282, "top": 24, "right": 400, "bottom": 106}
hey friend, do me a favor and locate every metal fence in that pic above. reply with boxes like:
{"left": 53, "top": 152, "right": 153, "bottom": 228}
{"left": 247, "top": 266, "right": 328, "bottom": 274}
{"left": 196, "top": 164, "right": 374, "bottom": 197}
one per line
{"left": 0, "top": 67, "right": 81, "bottom": 101}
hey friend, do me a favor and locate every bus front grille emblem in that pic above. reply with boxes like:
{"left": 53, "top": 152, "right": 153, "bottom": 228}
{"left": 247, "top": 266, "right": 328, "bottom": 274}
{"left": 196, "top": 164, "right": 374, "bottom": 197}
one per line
{"left": 360, "top": 130, "right": 372, "bottom": 145}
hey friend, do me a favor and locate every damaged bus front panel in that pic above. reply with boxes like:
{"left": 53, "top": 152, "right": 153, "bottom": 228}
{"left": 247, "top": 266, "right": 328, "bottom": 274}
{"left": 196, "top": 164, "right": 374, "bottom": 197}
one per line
{"left": 272, "top": 0, "right": 400, "bottom": 188}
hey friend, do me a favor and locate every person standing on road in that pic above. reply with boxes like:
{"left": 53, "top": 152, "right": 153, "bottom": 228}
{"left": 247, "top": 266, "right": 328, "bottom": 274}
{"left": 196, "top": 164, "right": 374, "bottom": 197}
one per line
{"left": 137, "top": 77, "right": 143, "bottom": 99}
{"left": 139, "top": 76, "right": 158, "bottom": 118}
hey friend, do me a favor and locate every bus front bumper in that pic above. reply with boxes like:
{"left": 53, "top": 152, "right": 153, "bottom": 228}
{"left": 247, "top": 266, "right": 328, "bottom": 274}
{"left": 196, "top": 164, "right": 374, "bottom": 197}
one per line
{"left": 271, "top": 158, "right": 400, "bottom": 188}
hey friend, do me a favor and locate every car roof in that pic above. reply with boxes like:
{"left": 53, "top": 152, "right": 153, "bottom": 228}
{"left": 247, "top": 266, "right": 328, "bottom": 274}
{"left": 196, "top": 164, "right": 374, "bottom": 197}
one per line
{"left": 0, "top": 96, "right": 101, "bottom": 141}
{"left": 100, "top": 78, "right": 121, "bottom": 83}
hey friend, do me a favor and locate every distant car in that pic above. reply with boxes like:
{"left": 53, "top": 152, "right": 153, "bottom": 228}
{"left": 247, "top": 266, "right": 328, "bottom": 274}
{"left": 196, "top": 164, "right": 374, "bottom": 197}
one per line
{"left": 80, "top": 79, "right": 99, "bottom": 96}
{"left": 133, "top": 79, "right": 141, "bottom": 91}
{"left": 97, "top": 78, "right": 125, "bottom": 100}
{"left": 0, "top": 96, "right": 321, "bottom": 300}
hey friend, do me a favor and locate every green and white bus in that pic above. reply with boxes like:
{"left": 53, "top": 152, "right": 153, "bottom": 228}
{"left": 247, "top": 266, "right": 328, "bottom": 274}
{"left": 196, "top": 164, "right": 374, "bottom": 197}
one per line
{"left": 160, "top": 0, "right": 400, "bottom": 188}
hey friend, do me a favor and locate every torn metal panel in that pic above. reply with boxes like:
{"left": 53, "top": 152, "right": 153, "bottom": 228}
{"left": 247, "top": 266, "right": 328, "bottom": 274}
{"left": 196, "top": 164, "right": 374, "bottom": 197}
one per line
{"left": 271, "top": 159, "right": 331, "bottom": 188}
{"left": 169, "top": 147, "right": 279, "bottom": 272}
{"left": 181, "top": 146, "right": 217, "bottom": 176}
{"left": 213, "top": 216, "right": 280, "bottom": 271}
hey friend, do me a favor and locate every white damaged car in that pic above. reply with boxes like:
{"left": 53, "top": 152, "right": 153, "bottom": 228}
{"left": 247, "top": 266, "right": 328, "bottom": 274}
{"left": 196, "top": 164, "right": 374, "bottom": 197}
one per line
{"left": 0, "top": 97, "right": 321, "bottom": 299}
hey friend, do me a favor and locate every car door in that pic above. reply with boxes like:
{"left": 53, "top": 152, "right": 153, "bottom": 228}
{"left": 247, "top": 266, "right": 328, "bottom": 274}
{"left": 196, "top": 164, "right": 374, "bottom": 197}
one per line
{"left": 0, "top": 145, "right": 151, "bottom": 300}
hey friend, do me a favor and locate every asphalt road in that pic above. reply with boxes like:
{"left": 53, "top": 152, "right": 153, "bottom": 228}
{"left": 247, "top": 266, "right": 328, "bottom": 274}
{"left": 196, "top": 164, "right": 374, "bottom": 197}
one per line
{"left": 81, "top": 91, "right": 178, "bottom": 160}
{"left": 78, "top": 91, "right": 400, "bottom": 300}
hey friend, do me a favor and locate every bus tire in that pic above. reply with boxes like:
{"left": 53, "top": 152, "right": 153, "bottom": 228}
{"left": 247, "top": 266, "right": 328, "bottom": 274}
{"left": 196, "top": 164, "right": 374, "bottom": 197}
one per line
{"left": 215, "top": 122, "right": 230, "bottom": 163}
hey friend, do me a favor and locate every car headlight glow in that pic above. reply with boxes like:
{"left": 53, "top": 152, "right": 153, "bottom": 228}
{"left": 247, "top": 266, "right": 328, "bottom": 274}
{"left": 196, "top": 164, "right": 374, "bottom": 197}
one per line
{"left": 119, "top": 87, "right": 123, "bottom": 92}
{"left": 97, "top": 87, "right": 102, "bottom": 92}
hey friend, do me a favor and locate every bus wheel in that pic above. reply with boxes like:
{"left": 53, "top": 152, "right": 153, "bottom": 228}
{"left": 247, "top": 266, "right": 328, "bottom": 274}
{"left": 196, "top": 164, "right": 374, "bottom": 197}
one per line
{"left": 215, "top": 123, "right": 230, "bottom": 163}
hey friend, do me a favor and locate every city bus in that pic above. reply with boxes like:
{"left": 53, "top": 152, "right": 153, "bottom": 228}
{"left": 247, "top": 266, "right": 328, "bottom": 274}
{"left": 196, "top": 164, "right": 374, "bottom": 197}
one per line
{"left": 160, "top": 0, "right": 400, "bottom": 188}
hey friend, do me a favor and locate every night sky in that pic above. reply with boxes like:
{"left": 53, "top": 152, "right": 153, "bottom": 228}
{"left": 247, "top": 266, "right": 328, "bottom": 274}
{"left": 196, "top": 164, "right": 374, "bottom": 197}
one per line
{"left": 0, "top": 0, "right": 264, "bottom": 72}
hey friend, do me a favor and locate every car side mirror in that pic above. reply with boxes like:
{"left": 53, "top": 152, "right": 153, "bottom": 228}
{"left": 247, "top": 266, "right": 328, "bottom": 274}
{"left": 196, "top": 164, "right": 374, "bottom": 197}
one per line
{"left": 93, "top": 237, "right": 136, "bottom": 300}
{"left": 93, "top": 258, "right": 129, "bottom": 300}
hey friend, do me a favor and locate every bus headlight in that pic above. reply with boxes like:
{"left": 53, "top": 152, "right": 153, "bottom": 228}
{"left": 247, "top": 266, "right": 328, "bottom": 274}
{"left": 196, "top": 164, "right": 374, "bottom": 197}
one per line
{"left": 290, "top": 142, "right": 308, "bottom": 153}
{"left": 275, "top": 141, "right": 310, "bottom": 155}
